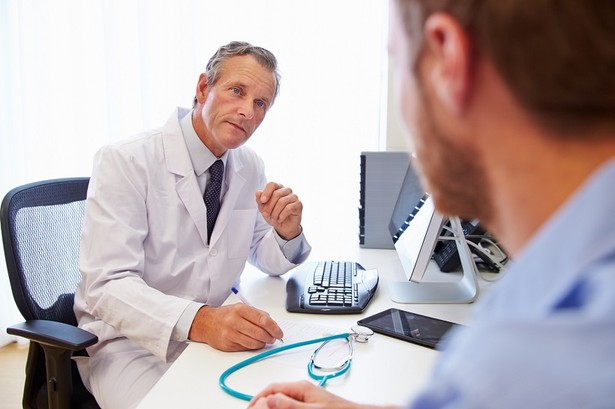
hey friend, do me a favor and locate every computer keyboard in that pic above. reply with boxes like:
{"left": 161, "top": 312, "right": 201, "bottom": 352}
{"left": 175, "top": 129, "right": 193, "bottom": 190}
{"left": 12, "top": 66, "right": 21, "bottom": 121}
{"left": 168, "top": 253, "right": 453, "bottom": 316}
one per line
{"left": 285, "top": 261, "right": 379, "bottom": 314}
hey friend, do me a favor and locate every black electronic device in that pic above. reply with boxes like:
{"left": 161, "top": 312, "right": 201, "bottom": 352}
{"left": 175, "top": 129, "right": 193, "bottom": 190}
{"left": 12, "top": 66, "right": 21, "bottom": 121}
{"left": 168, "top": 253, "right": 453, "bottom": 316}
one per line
{"left": 285, "top": 261, "right": 378, "bottom": 314}
{"left": 433, "top": 219, "right": 485, "bottom": 272}
{"left": 434, "top": 219, "right": 505, "bottom": 273}
{"left": 357, "top": 308, "right": 461, "bottom": 349}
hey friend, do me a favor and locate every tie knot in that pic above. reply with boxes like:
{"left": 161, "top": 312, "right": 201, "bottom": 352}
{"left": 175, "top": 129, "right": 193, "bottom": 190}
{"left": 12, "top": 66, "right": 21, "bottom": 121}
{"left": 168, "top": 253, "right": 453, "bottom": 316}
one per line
{"left": 209, "top": 160, "right": 224, "bottom": 183}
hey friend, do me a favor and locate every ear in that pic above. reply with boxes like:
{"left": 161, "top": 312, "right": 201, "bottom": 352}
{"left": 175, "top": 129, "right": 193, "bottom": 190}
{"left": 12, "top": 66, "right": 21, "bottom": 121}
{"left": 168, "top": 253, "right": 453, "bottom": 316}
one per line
{"left": 194, "top": 73, "right": 209, "bottom": 105}
{"left": 423, "top": 13, "right": 472, "bottom": 115}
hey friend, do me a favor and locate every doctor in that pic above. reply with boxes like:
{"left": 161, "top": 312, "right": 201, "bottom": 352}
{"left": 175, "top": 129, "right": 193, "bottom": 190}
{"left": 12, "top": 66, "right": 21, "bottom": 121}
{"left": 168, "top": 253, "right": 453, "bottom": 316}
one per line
{"left": 74, "top": 41, "right": 311, "bottom": 409}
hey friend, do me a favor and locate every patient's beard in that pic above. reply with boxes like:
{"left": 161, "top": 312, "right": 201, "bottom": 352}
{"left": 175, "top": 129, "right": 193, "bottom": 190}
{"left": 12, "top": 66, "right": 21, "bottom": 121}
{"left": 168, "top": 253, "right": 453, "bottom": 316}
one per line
{"left": 413, "top": 81, "right": 494, "bottom": 225}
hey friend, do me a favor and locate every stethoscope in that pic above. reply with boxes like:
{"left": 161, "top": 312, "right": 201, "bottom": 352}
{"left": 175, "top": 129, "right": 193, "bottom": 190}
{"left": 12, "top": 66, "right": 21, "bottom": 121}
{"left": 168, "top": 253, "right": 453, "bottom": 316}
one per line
{"left": 219, "top": 325, "right": 374, "bottom": 401}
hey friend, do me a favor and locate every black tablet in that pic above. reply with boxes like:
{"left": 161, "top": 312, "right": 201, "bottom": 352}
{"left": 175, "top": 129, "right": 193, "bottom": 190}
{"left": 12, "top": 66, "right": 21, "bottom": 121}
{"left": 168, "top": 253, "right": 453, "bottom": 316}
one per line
{"left": 357, "top": 308, "right": 461, "bottom": 349}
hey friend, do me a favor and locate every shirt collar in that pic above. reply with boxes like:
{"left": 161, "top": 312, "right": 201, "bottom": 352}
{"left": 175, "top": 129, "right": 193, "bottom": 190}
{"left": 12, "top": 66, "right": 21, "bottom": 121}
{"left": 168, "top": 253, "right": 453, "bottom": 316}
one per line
{"left": 180, "top": 110, "right": 228, "bottom": 176}
{"left": 477, "top": 158, "right": 615, "bottom": 316}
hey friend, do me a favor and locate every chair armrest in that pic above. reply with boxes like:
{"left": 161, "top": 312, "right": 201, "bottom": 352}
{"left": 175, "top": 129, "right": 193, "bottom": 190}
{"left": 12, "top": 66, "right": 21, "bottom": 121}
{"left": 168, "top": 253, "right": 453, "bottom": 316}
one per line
{"left": 7, "top": 320, "right": 98, "bottom": 351}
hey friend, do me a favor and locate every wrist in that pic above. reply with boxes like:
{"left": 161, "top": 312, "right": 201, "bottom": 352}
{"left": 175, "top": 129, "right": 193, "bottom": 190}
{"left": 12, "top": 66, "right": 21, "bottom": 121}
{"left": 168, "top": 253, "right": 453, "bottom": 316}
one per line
{"left": 188, "top": 305, "right": 211, "bottom": 342}
{"left": 276, "top": 225, "right": 302, "bottom": 241}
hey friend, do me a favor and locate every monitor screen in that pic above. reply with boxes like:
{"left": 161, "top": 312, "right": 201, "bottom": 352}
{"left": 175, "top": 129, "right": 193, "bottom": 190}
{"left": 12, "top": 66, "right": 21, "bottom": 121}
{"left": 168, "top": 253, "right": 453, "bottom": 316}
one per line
{"left": 388, "top": 163, "right": 444, "bottom": 282}
{"left": 392, "top": 193, "right": 444, "bottom": 283}
{"left": 388, "top": 163, "right": 426, "bottom": 241}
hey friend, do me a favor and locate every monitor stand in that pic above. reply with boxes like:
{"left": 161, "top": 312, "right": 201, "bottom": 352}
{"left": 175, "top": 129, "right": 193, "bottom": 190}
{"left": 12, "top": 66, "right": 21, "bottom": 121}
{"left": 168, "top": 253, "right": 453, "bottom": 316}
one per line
{"left": 389, "top": 217, "right": 480, "bottom": 304}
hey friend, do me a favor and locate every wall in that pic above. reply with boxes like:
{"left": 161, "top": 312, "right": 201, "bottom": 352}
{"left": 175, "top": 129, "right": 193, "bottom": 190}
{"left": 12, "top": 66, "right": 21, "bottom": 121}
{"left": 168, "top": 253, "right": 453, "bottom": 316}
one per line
{"left": 385, "top": 64, "right": 410, "bottom": 150}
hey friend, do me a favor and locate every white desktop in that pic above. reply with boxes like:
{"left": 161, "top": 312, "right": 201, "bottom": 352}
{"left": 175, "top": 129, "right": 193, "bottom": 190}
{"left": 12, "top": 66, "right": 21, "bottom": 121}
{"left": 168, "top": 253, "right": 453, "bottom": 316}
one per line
{"left": 136, "top": 247, "right": 482, "bottom": 409}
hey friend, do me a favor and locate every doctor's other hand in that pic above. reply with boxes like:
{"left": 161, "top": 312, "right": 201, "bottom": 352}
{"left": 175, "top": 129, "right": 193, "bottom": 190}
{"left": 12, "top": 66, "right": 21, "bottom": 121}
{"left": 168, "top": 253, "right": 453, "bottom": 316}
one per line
{"left": 248, "top": 381, "right": 402, "bottom": 409}
{"left": 256, "top": 182, "right": 303, "bottom": 241}
{"left": 188, "top": 304, "right": 283, "bottom": 351}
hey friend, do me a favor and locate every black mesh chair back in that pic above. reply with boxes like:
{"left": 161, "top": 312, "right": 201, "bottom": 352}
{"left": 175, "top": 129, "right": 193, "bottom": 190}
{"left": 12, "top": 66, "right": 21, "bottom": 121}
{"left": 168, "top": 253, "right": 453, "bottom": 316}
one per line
{"left": 1, "top": 178, "right": 99, "bottom": 409}
{"left": 4, "top": 178, "right": 87, "bottom": 324}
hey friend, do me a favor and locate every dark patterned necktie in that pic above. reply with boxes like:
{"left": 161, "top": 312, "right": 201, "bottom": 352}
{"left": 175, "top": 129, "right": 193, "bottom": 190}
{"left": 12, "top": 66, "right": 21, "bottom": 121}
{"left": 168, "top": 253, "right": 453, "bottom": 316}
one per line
{"left": 204, "top": 160, "right": 224, "bottom": 244}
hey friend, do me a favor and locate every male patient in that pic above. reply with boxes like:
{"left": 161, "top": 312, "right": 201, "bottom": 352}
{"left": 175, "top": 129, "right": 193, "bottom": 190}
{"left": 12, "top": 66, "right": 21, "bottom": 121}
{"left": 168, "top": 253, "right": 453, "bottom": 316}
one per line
{"left": 74, "top": 41, "right": 311, "bottom": 409}
{"left": 249, "top": 0, "right": 615, "bottom": 408}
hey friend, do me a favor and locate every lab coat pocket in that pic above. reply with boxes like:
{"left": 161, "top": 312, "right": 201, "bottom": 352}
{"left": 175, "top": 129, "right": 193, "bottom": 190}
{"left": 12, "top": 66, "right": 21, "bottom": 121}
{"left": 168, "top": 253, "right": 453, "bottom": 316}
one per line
{"left": 227, "top": 209, "right": 257, "bottom": 259}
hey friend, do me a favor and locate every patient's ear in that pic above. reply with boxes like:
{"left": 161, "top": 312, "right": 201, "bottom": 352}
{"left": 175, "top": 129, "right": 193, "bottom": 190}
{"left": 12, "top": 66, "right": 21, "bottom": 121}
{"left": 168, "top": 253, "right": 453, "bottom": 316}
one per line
{"left": 423, "top": 13, "right": 473, "bottom": 115}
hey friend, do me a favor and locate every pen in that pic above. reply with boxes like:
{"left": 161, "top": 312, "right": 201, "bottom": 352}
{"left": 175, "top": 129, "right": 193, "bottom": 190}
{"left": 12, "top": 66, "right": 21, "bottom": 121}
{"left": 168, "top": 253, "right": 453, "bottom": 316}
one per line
{"left": 231, "top": 287, "right": 254, "bottom": 307}
{"left": 231, "top": 287, "right": 284, "bottom": 343}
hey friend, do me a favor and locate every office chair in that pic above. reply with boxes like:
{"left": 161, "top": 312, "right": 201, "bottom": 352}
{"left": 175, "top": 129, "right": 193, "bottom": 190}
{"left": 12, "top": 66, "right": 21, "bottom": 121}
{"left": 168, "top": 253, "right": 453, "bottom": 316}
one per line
{"left": 1, "top": 178, "right": 99, "bottom": 409}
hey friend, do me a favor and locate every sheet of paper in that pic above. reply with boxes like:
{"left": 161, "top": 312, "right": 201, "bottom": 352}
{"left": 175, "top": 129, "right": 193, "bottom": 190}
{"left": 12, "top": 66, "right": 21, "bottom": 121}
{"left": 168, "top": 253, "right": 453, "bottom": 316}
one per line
{"left": 274, "top": 318, "right": 344, "bottom": 345}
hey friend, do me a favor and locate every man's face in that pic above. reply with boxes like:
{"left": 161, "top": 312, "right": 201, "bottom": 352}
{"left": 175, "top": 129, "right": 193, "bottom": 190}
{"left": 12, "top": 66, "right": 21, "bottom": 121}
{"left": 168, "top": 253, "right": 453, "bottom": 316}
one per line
{"left": 389, "top": 1, "right": 490, "bottom": 220}
{"left": 194, "top": 55, "right": 276, "bottom": 157}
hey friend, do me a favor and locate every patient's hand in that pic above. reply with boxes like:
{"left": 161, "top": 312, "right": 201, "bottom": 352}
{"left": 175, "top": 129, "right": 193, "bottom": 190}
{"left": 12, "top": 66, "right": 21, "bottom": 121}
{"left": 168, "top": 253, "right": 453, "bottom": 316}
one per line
{"left": 248, "top": 381, "right": 402, "bottom": 409}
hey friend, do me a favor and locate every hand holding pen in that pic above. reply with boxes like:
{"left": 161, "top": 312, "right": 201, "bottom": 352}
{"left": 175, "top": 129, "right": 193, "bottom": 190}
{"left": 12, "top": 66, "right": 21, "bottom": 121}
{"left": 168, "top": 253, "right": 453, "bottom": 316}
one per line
{"left": 232, "top": 287, "right": 284, "bottom": 343}
{"left": 187, "top": 290, "right": 284, "bottom": 351}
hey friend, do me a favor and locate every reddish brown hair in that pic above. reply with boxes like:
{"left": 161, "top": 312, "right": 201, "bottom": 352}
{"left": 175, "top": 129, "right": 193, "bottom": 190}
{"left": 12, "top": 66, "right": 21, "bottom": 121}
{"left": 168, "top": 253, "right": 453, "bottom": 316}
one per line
{"left": 395, "top": 0, "right": 615, "bottom": 132}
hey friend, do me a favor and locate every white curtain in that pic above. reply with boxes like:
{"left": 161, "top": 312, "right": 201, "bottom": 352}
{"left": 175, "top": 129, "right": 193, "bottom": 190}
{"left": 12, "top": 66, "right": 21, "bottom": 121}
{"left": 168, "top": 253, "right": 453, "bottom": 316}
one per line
{"left": 0, "top": 0, "right": 389, "bottom": 347}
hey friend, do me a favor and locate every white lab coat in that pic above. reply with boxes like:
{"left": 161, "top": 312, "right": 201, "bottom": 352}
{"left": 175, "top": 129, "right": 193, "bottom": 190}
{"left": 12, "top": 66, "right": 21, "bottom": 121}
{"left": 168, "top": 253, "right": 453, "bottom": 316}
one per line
{"left": 74, "top": 108, "right": 306, "bottom": 367}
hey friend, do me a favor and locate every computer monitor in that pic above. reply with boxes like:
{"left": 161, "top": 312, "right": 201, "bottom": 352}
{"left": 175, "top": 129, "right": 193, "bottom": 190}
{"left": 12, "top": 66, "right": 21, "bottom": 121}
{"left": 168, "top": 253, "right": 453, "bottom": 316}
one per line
{"left": 388, "top": 163, "right": 479, "bottom": 303}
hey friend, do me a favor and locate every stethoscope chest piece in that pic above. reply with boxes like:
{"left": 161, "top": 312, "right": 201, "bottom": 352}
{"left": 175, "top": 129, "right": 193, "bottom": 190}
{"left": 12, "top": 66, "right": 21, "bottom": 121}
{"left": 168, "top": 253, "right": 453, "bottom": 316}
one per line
{"left": 350, "top": 325, "right": 374, "bottom": 343}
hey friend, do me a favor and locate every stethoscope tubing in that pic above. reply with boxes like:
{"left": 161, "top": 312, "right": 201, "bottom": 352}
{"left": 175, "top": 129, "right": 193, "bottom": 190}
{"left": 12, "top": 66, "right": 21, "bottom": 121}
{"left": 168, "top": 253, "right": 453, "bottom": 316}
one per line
{"left": 219, "top": 332, "right": 351, "bottom": 401}
{"left": 308, "top": 355, "right": 352, "bottom": 387}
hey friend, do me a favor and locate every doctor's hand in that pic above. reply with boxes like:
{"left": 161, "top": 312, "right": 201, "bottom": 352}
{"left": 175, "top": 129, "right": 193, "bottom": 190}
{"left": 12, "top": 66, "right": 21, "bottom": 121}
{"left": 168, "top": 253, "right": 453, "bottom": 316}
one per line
{"left": 256, "top": 182, "right": 303, "bottom": 241}
{"left": 188, "top": 304, "right": 283, "bottom": 352}
{"left": 248, "top": 381, "right": 401, "bottom": 409}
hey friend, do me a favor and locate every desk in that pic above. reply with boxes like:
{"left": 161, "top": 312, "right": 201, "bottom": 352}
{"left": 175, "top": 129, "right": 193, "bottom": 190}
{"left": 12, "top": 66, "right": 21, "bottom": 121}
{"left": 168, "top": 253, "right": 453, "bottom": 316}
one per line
{"left": 137, "top": 245, "right": 482, "bottom": 409}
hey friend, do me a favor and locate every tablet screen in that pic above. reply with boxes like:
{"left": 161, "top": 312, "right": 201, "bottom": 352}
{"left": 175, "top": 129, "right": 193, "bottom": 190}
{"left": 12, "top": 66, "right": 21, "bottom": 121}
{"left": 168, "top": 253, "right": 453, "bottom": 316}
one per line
{"left": 357, "top": 308, "right": 460, "bottom": 349}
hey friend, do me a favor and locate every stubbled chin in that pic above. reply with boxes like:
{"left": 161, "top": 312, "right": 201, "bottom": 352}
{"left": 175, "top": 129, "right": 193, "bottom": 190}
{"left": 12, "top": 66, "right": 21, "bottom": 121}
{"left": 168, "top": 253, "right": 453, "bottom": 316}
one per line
{"left": 226, "top": 136, "right": 249, "bottom": 150}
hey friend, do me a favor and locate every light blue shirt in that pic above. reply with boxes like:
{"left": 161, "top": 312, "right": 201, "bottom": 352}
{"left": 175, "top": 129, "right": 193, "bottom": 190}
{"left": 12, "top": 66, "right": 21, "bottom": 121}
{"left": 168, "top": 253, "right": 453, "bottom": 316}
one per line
{"left": 408, "top": 159, "right": 615, "bottom": 409}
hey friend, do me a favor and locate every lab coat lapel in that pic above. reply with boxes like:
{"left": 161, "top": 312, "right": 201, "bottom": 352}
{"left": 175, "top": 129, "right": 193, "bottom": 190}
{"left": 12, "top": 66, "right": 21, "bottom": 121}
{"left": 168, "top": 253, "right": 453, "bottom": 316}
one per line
{"left": 209, "top": 151, "right": 246, "bottom": 245}
{"left": 162, "top": 111, "right": 210, "bottom": 246}
{"left": 176, "top": 176, "right": 209, "bottom": 246}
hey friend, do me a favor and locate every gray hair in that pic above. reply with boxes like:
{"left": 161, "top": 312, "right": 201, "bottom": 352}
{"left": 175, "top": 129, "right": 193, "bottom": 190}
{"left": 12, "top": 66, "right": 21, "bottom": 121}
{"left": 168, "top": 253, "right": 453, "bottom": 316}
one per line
{"left": 193, "top": 41, "right": 281, "bottom": 108}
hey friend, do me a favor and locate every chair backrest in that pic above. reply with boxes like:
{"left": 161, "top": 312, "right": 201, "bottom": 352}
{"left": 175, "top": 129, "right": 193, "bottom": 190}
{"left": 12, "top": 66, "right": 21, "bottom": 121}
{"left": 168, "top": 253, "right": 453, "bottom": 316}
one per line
{"left": 1, "top": 178, "right": 89, "bottom": 326}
